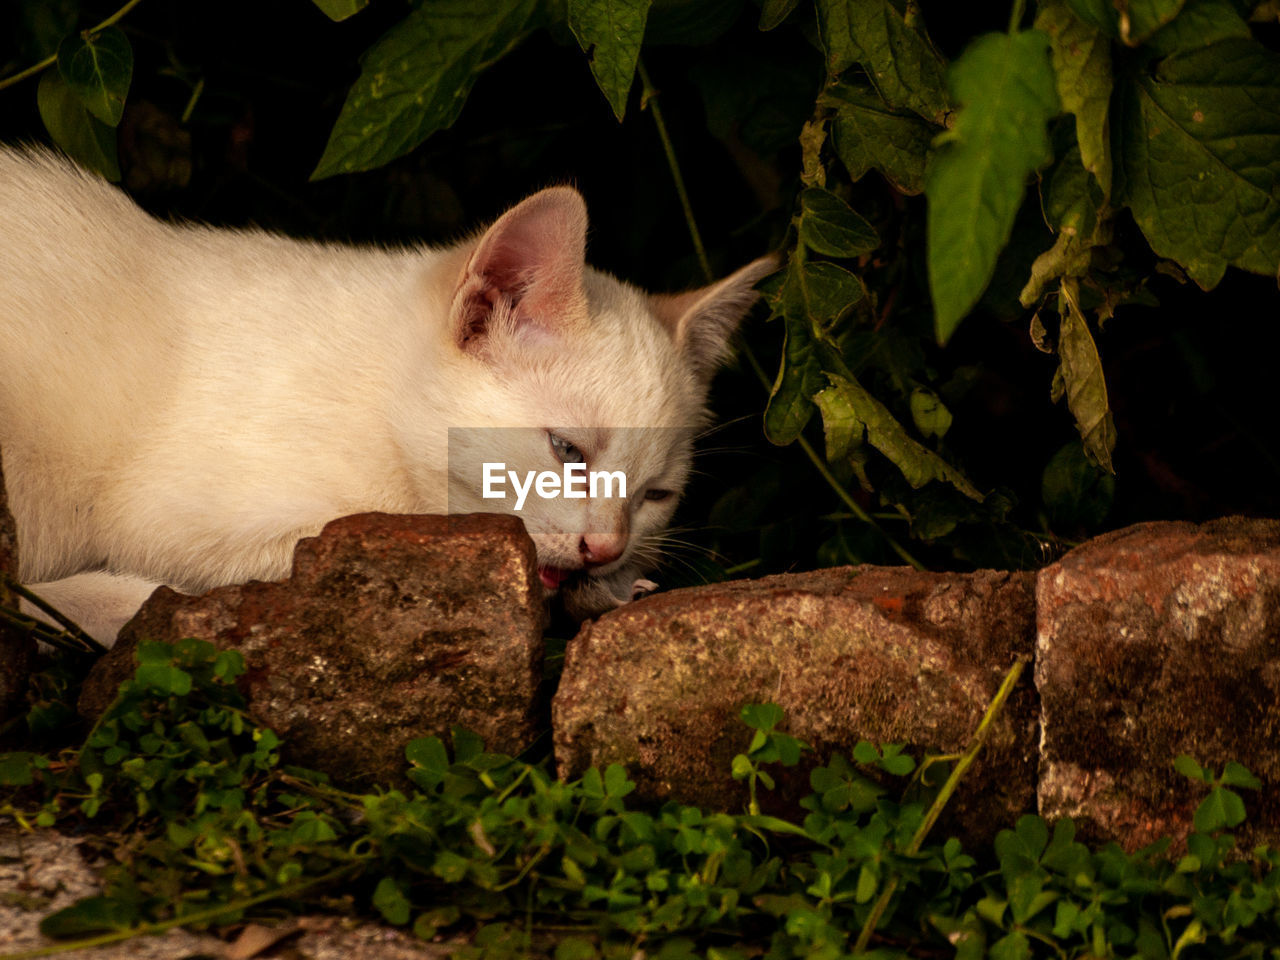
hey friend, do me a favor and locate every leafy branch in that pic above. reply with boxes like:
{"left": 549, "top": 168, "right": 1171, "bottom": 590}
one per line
{"left": 3, "top": 641, "right": 1276, "bottom": 957}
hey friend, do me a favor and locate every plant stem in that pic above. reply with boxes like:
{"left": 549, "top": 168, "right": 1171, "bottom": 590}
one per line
{"left": 3, "top": 576, "right": 105, "bottom": 654}
{"left": 853, "top": 656, "right": 1027, "bottom": 954}
{"left": 0, "top": 605, "right": 99, "bottom": 657}
{"left": 636, "top": 59, "right": 712, "bottom": 283}
{"left": 636, "top": 60, "right": 925, "bottom": 572}
{"left": 0, "top": 0, "right": 147, "bottom": 93}
{"left": 1008, "top": 0, "right": 1027, "bottom": 33}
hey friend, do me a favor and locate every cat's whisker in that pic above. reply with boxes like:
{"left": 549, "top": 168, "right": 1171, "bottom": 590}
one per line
{"left": 692, "top": 414, "right": 756, "bottom": 442}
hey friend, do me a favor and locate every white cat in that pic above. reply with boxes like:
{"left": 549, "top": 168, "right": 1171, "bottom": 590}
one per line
{"left": 0, "top": 147, "right": 774, "bottom": 643}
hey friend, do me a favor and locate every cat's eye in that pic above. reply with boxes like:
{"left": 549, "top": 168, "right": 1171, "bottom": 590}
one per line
{"left": 645, "top": 489, "right": 673, "bottom": 502}
{"left": 549, "top": 432, "right": 584, "bottom": 464}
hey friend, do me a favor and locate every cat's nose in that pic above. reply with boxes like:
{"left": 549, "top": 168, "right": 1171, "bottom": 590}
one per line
{"left": 579, "top": 533, "right": 625, "bottom": 568}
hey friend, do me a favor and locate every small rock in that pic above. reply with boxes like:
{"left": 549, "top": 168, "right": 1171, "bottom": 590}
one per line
{"left": 554, "top": 565, "right": 1038, "bottom": 842}
{"left": 0, "top": 449, "right": 36, "bottom": 732}
{"left": 80, "top": 513, "right": 546, "bottom": 788}
{"left": 1037, "top": 517, "right": 1280, "bottom": 850}
{"left": 0, "top": 821, "right": 228, "bottom": 958}
{"left": 0, "top": 821, "right": 477, "bottom": 958}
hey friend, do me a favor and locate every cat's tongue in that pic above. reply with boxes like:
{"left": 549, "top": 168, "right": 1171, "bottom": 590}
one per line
{"left": 538, "top": 565, "right": 573, "bottom": 589}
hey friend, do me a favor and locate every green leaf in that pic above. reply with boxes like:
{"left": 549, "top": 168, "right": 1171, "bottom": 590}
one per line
{"left": 643, "top": 0, "right": 740, "bottom": 45}
{"left": 1014, "top": 814, "right": 1050, "bottom": 860}
{"left": 763, "top": 324, "right": 819, "bottom": 446}
{"left": 1143, "top": 0, "right": 1251, "bottom": 56}
{"left": 1174, "top": 754, "right": 1210, "bottom": 780}
{"left": 909, "top": 387, "right": 952, "bottom": 439}
{"left": 927, "top": 30, "right": 1058, "bottom": 344}
{"left": 57, "top": 27, "right": 132, "bottom": 127}
{"left": 759, "top": 0, "right": 800, "bottom": 30}
{"left": 852, "top": 741, "right": 880, "bottom": 765}
{"left": 568, "top": 0, "right": 652, "bottom": 121}
{"left": 823, "top": 81, "right": 933, "bottom": 195}
{"left": 1053, "top": 281, "right": 1117, "bottom": 472}
{"left": 1043, "top": 145, "right": 1104, "bottom": 238}
{"left": 37, "top": 69, "right": 119, "bottom": 181}
{"left": 815, "top": 379, "right": 861, "bottom": 462}
{"left": 432, "top": 849, "right": 471, "bottom": 882}
{"left": 1066, "top": 0, "right": 1117, "bottom": 33}
{"left": 373, "top": 876, "right": 411, "bottom": 925}
{"left": 406, "top": 736, "right": 450, "bottom": 778}
{"left": 763, "top": 257, "right": 863, "bottom": 445}
{"left": 1068, "top": 0, "right": 1190, "bottom": 43}
{"left": 814, "top": 375, "right": 982, "bottom": 499}
{"left": 312, "top": 0, "right": 538, "bottom": 179}
{"left": 311, "top": 0, "right": 370, "bottom": 21}
{"left": 1034, "top": 0, "right": 1112, "bottom": 196}
{"left": 778, "top": 258, "right": 866, "bottom": 329}
{"left": 880, "top": 749, "right": 916, "bottom": 777}
{"left": 212, "top": 650, "right": 244, "bottom": 680}
{"left": 40, "top": 897, "right": 137, "bottom": 938}
{"left": 855, "top": 863, "right": 878, "bottom": 902}
{"left": 581, "top": 766, "right": 605, "bottom": 796}
{"left": 989, "top": 930, "right": 1031, "bottom": 960}
{"left": 814, "top": 0, "right": 950, "bottom": 124}
{"left": 134, "top": 664, "right": 193, "bottom": 696}
{"left": 414, "top": 906, "right": 461, "bottom": 941}
{"left": 824, "top": 775, "right": 885, "bottom": 813}
{"left": 1116, "top": 38, "right": 1280, "bottom": 288}
{"left": 797, "top": 187, "right": 880, "bottom": 257}
{"left": 771, "top": 733, "right": 806, "bottom": 765}
{"left": 603, "top": 763, "right": 635, "bottom": 797}
{"left": 1194, "top": 785, "right": 1247, "bottom": 832}
{"left": 137, "top": 640, "right": 174, "bottom": 665}
{"left": 1120, "top": 0, "right": 1188, "bottom": 44}
{"left": 452, "top": 727, "right": 485, "bottom": 763}
{"left": 0, "top": 753, "right": 35, "bottom": 786}
{"left": 741, "top": 703, "right": 784, "bottom": 731}
{"left": 1041, "top": 441, "right": 1115, "bottom": 525}
{"left": 555, "top": 936, "right": 600, "bottom": 960}
{"left": 1221, "top": 761, "right": 1262, "bottom": 790}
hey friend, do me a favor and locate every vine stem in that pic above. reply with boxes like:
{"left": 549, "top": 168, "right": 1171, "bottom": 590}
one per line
{"left": 2, "top": 575, "right": 105, "bottom": 654}
{"left": 636, "top": 60, "right": 713, "bottom": 283}
{"left": 853, "top": 656, "right": 1028, "bottom": 954}
{"left": 0, "top": 862, "right": 364, "bottom": 960}
{"left": 1008, "top": 0, "right": 1027, "bottom": 33}
{"left": 0, "top": 0, "right": 147, "bottom": 93}
{"left": 635, "top": 59, "right": 925, "bottom": 572}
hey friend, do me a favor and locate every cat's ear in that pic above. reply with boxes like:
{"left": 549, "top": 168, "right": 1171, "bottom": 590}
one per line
{"left": 451, "top": 186, "right": 588, "bottom": 351}
{"left": 649, "top": 253, "right": 780, "bottom": 377}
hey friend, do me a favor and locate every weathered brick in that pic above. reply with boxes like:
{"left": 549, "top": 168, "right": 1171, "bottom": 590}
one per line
{"left": 1037, "top": 517, "right": 1280, "bottom": 850}
{"left": 554, "top": 565, "right": 1037, "bottom": 841}
{"left": 80, "top": 513, "right": 545, "bottom": 787}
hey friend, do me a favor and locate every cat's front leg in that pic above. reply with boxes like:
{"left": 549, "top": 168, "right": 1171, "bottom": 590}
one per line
{"left": 21, "top": 571, "right": 170, "bottom": 647}
{"left": 561, "top": 565, "right": 659, "bottom": 619}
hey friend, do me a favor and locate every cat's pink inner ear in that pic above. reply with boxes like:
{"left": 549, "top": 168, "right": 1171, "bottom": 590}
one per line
{"left": 650, "top": 253, "right": 780, "bottom": 377}
{"left": 453, "top": 187, "right": 589, "bottom": 350}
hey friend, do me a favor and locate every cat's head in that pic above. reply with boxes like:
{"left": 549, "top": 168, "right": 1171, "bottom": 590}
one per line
{"left": 438, "top": 186, "right": 776, "bottom": 616}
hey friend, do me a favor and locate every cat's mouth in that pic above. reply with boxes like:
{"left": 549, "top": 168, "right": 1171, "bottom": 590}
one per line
{"left": 538, "top": 565, "right": 581, "bottom": 590}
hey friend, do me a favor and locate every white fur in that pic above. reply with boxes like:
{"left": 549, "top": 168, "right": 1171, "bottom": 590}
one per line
{"left": 0, "top": 146, "right": 774, "bottom": 644}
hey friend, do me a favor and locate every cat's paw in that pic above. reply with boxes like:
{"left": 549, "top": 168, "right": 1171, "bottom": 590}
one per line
{"left": 562, "top": 568, "right": 658, "bottom": 619}
{"left": 628, "top": 578, "right": 658, "bottom": 603}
